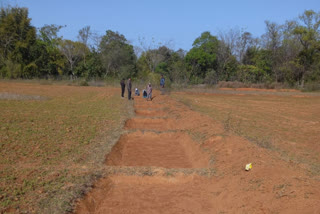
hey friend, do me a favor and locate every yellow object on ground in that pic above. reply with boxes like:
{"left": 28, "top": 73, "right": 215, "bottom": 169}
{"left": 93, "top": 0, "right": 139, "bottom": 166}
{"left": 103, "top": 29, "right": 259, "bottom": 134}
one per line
{"left": 245, "top": 163, "right": 252, "bottom": 171}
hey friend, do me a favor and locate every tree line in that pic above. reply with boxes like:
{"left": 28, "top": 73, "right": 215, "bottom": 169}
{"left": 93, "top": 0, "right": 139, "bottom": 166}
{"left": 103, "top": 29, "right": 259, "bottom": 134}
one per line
{"left": 1, "top": 6, "right": 320, "bottom": 88}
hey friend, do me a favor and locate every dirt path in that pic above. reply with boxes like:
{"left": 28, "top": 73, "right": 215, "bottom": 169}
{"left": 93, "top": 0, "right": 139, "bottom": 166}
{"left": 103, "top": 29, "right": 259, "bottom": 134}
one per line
{"left": 74, "top": 91, "right": 320, "bottom": 214}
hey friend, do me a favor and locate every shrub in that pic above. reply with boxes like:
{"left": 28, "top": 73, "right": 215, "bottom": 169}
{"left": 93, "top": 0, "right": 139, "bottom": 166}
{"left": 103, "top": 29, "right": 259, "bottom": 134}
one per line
{"left": 218, "top": 81, "right": 247, "bottom": 88}
{"left": 204, "top": 69, "right": 218, "bottom": 85}
{"left": 303, "top": 82, "right": 320, "bottom": 92}
{"left": 23, "top": 62, "right": 38, "bottom": 78}
{"left": 79, "top": 80, "right": 89, "bottom": 86}
{"left": 3, "top": 60, "right": 22, "bottom": 78}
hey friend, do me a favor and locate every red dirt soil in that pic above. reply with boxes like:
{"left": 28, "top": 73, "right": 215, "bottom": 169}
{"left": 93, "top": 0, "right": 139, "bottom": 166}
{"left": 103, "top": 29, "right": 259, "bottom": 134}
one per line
{"left": 220, "top": 87, "right": 300, "bottom": 92}
{"left": 74, "top": 91, "right": 320, "bottom": 214}
{"left": 105, "top": 131, "right": 209, "bottom": 168}
{"left": 135, "top": 109, "right": 167, "bottom": 117}
{"left": 124, "top": 118, "right": 177, "bottom": 131}
{"left": 74, "top": 175, "right": 217, "bottom": 214}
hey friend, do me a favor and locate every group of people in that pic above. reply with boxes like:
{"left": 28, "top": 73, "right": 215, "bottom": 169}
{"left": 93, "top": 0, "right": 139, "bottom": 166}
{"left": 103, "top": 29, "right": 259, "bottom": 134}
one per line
{"left": 140, "top": 83, "right": 152, "bottom": 101}
{"left": 120, "top": 75, "right": 165, "bottom": 101}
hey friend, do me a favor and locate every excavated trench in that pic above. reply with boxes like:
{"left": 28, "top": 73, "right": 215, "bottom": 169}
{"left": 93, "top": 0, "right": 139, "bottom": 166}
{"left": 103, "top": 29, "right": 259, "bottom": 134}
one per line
{"left": 105, "top": 131, "right": 209, "bottom": 168}
{"left": 75, "top": 175, "right": 214, "bottom": 214}
{"left": 135, "top": 109, "right": 167, "bottom": 117}
{"left": 71, "top": 90, "right": 320, "bottom": 214}
{"left": 74, "top": 93, "right": 213, "bottom": 214}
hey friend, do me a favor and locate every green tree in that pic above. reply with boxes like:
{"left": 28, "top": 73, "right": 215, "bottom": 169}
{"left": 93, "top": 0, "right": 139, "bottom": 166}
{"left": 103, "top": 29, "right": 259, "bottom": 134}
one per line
{"left": 293, "top": 10, "right": 320, "bottom": 86}
{"left": 185, "top": 31, "right": 219, "bottom": 80}
{"left": 84, "top": 49, "right": 104, "bottom": 79}
{"left": 277, "top": 20, "right": 302, "bottom": 84}
{"left": 136, "top": 53, "right": 150, "bottom": 80}
{"left": 99, "top": 30, "right": 136, "bottom": 78}
{"left": 242, "top": 47, "right": 272, "bottom": 82}
{"left": 166, "top": 49, "right": 189, "bottom": 83}
{"left": 0, "top": 6, "right": 37, "bottom": 78}
{"left": 32, "top": 24, "right": 65, "bottom": 78}
{"left": 216, "top": 38, "right": 239, "bottom": 81}
{"left": 237, "top": 64, "right": 269, "bottom": 83}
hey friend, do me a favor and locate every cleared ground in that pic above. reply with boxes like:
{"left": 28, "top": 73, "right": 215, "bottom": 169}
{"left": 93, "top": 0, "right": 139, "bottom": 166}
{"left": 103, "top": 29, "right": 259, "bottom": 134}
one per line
{"left": 105, "top": 131, "right": 209, "bottom": 168}
{"left": 75, "top": 89, "right": 320, "bottom": 214}
{"left": 134, "top": 109, "right": 166, "bottom": 117}
{"left": 75, "top": 175, "right": 216, "bottom": 214}
{"left": 1, "top": 82, "right": 320, "bottom": 213}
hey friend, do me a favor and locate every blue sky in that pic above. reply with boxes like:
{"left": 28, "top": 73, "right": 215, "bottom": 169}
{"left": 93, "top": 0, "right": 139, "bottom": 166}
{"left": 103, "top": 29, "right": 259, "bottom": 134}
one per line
{"left": 3, "top": 0, "right": 320, "bottom": 50}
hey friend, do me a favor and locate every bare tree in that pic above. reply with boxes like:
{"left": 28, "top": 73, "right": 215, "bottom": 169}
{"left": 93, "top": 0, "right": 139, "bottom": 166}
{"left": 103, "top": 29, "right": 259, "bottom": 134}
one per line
{"left": 281, "top": 20, "right": 301, "bottom": 61}
{"left": 133, "top": 46, "right": 143, "bottom": 58}
{"left": 218, "top": 27, "right": 240, "bottom": 56}
{"left": 59, "top": 39, "right": 83, "bottom": 78}
{"left": 39, "top": 24, "right": 64, "bottom": 42}
{"left": 263, "top": 21, "right": 282, "bottom": 51}
{"left": 138, "top": 37, "right": 161, "bottom": 72}
{"left": 77, "top": 26, "right": 91, "bottom": 65}
{"left": 262, "top": 21, "right": 283, "bottom": 81}
{"left": 217, "top": 28, "right": 240, "bottom": 77}
{"left": 91, "top": 32, "right": 102, "bottom": 50}
{"left": 138, "top": 37, "right": 173, "bottom": 72}
{"left": 218, "top": 28, "right": 255, "bottom": 63}
{"left": 78, "top": 26, "right": 91, "bottom": 46}
{"left": 237, "top": 31, "right": 253, "bottom": 63}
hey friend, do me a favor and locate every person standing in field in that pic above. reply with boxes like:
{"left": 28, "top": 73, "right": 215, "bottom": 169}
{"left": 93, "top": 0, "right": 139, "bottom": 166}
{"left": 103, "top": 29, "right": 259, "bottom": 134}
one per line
{"left": 160, "top": 75, "right": 165, "bottom": 88}
{"left": 147, "top": 83, "right": 152, "bottom": 101}
{"left": 127, "top": 78, "right": 132, "bottom": 100}
{"left": 120, "top": 78, "right": 125, "bottom": 98}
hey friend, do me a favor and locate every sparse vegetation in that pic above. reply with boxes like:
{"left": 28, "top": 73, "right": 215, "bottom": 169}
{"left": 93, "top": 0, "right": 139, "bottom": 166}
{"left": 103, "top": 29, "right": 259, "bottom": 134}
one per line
{"left": 0, "top": 82, "right": 130, "bottom": 213}
{"left": 172, "top": 90, "right": 320, "bottom": 175}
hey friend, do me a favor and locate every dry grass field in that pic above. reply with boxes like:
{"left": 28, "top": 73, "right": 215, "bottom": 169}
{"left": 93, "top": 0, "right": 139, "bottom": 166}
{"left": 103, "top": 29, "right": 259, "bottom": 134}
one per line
{"left": 0, "top": 82, "right": 130, "bottom": 213}
{"left": 172, "top": 89, "right": 320, "bottom": 176}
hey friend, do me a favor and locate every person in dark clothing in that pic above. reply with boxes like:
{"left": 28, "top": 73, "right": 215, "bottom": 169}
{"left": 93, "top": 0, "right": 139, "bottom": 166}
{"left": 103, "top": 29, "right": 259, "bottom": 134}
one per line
{"left": 143, "top": 89, "right": 147, "bottom": 98}
{"left": 160, "top": 74, "right": 165, "bottom": 95}
{"left": 160, "top": 75, "right": 165, "bottom": 88}
{"left": 127, "top": 78, "right": 132, "bottom": 100}
{"left": 135, "top": 88, "right": 140, "bottom": 96}
{"left": 120, "top": 78, "right": 125, "bottom": 98}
